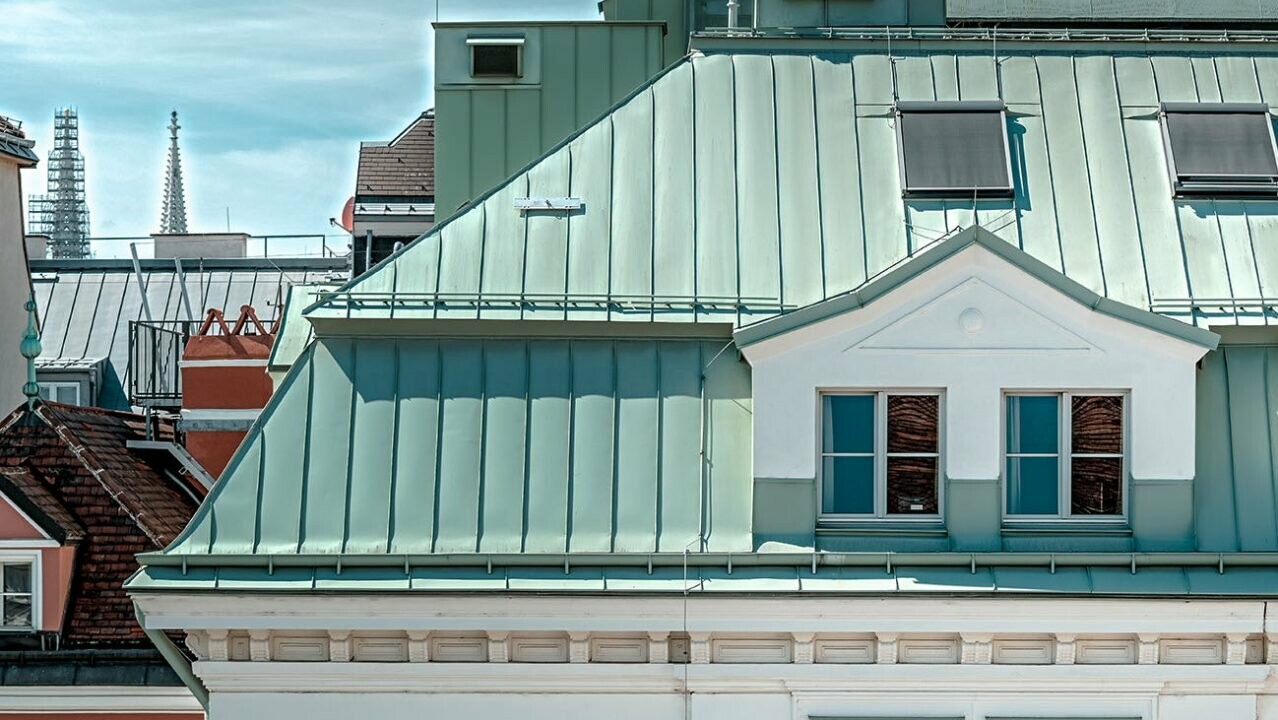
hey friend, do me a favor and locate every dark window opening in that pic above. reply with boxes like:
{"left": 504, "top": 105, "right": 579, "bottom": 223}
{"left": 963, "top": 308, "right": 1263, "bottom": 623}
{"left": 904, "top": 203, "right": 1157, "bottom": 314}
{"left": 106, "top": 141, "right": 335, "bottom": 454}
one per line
{"left": 897, "top": 101, "right": 1013, "bottom": 197}
{"left": 470, "top": 43, "right": 522, "bottom": 78}
{"left": 1162, "top": 103, "right": 1278, "bottom": 196}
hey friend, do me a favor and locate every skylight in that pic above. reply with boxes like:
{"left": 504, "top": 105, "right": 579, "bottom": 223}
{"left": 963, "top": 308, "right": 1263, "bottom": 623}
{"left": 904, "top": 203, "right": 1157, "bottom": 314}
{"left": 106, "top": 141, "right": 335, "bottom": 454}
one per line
{"left": 1161, "top": 103, "right": 1278, "bottom": 196}
{"left": 896, "top": 101, "right": 1013, "bottom": 198}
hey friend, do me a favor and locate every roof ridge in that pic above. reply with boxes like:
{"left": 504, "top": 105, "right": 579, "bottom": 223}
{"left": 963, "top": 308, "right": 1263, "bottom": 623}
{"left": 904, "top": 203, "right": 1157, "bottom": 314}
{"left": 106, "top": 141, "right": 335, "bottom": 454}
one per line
{"left": 320, "top": 52, "right": 696, "bottom": 317}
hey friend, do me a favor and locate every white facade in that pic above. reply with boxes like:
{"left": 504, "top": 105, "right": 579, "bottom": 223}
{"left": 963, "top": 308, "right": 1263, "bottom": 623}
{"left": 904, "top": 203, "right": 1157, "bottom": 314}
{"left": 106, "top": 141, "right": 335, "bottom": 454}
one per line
{"left": 742, "top": 242, "right": 1209, "bottom": 485}
{"left": 133, "top": 593, "right": 1278, "bottom": 720}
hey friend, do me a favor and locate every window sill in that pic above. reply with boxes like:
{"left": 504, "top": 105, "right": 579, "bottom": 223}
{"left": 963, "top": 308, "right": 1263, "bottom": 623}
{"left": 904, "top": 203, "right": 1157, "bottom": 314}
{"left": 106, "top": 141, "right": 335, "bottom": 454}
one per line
{"left": 817, "top": 521, "right": 948, "bottom": 537}
{"left": 1001, "top": 522, "right": 1131, "bottom": 536}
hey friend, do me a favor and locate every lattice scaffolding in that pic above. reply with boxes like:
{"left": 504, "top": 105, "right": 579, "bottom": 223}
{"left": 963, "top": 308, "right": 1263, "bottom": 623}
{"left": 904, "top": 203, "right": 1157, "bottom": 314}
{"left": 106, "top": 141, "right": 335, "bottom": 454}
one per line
{"left": 27, "top": 108, "right": 90, "bottom": 259}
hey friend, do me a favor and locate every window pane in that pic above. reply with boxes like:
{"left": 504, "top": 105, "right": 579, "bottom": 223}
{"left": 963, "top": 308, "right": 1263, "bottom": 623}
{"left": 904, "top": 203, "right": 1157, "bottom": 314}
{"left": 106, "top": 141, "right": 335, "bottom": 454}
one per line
{"left": 822, "top": 395, "right": 874, "bottom": 454}
{"left": 1166, "top": 111, "right": 1278, "bottom": 177}
{"left": 1072, "top": 395, "right": 1122, "bottom": 455}
{"left": 56, "top": 385, "right": 79, "bottom": 405}
{"left": 472, "top": 45, "right": 519, "bottom": 76}
{"left": 1006, "top": 395, "right": 1059, "bottom": 454}
{"left": 1072, "top": 458, "right": 1123, "bottom": 515}
{"left": 886, "top": 457, "right": 938, "bottom": 515}
{"left": 1006, "top": 456, "right": 1059, "bottom": 515}
{"left": 821, "top": 456, "right": 874, "bottom": 514}
{"left": 887, "top": 395, "right": 938, "bottom": 453}
{"left": 900, "top": 110, "right": 1010, "bottom": 191}
{"left": 3, "top": 596, "right": 30, "bottom": 628}
{"left": 3, "top": 565, "right": 29, "bottom": 594}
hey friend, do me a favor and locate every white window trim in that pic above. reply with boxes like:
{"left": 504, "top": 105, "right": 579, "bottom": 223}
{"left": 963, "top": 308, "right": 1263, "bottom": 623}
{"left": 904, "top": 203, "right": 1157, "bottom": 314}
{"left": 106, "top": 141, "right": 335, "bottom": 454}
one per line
{"left": 37, "top": 381, "right": 81, "bottom": 406}
{"left": 0, "top": 552, "right": 40, "bottom": 632}
{"left": 1001, "top": 390, "right": 1129, "bottom": 524}
{"left": 817, "top": 390, "right": 945, "bottom": 523}
{"left": 1159, "top": 102, "right": 1278, "bottom": 196}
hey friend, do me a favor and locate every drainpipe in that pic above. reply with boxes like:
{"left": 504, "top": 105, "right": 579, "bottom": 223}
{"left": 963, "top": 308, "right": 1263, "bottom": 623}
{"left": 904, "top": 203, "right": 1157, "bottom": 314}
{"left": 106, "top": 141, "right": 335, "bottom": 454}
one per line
{"left": 134, "top": 605, "right": 210, "bottom": 711}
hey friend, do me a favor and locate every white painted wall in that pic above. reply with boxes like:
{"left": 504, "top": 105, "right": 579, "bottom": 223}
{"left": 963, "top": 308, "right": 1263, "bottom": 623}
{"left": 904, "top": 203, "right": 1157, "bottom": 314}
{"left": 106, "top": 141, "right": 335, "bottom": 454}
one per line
{"left": 0, "top": 157, "right": 33, "bottom": 414}
{"left": 741, "top": 243, "right": 1211, "bottom": 483}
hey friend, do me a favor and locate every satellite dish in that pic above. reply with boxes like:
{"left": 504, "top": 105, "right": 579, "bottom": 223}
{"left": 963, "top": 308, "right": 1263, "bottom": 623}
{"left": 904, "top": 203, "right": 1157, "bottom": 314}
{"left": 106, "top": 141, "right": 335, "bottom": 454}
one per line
{"left": 338, "top": 196, "right": 354, "bottom": 233}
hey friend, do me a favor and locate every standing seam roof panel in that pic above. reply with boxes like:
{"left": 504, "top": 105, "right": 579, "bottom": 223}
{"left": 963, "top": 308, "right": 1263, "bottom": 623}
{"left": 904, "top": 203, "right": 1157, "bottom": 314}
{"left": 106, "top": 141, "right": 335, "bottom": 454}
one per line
{"left": 314, "top": 47, "right": 1278, "bottom": 329}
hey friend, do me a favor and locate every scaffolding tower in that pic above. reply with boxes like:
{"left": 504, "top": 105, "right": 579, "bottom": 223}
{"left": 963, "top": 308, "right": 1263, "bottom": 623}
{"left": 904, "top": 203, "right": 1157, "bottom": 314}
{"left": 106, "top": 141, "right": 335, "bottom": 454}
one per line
{"left": 159, "top": 110, "right": 188, "bottom": 234}
{"left": 27, "top": 109, "right": 90, "bottom": 259}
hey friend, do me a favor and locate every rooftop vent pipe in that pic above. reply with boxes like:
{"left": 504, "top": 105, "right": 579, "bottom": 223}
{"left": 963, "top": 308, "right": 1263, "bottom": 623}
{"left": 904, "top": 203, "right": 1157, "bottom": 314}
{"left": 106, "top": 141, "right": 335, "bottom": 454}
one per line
{"left": 727, "top": 0, "right": 739, "bottom": 29}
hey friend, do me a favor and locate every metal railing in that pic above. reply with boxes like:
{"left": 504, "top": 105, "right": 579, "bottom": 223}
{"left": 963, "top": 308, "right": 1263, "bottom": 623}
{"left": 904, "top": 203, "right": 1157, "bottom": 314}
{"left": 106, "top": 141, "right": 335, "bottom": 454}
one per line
{"left": 128, "top": 319, "right": 200, "bottom": 409}
{"left": 34, "top": 234, "right": 349, "bottom": 261}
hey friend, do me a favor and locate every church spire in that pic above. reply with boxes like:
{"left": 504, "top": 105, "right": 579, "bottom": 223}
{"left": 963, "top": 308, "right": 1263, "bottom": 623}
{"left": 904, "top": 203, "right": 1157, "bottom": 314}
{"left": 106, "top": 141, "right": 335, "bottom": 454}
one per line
{"left": 159, "top": 110, "right": 188, "bottom": 234}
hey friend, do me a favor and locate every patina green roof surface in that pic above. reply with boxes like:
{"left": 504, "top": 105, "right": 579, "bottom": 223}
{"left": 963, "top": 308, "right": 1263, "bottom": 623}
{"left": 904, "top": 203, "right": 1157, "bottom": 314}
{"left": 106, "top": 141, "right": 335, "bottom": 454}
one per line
{"left": 164, "top": 336, "right": 751, "bottom": 557}
{"left": 135, "top": 39, "right": 1278, "bottom": 594}
{"left": 130, "top": 561, "right": 1278, "bottom": 595}
{"left": 310, "top": 40, "right": 1278, "bottom": 329}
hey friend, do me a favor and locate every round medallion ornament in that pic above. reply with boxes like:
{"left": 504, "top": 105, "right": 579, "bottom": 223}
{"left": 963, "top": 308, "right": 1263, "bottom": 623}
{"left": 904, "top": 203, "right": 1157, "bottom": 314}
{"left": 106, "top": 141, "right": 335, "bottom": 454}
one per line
{"left": 959, "top": 307, "right": 984, "bottom": 334}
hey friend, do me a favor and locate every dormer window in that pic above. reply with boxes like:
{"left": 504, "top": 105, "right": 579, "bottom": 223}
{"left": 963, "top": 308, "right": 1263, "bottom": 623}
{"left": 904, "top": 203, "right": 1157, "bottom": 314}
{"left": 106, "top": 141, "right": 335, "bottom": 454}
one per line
{"left": 1004, "top": 393, "right": 1125, "bottom": 520}
{"left": 468, "top": 38, "right": 524, "bottom": 79}
{"left": 820, "top": 392, "right": 941, "bottom": 520}
{"left": 1161, "top": 103, "right": 1278, "bottom": 196}
{"left": 896, "top": 101, "right": 1013, "bottom": 198}
{"left": 0, "top": 562, "right": 32, "bottom": 629}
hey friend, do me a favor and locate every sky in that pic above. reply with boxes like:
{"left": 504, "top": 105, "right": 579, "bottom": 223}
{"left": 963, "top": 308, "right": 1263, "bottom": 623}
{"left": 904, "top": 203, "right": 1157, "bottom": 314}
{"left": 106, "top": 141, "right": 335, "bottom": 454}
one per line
{"left": 1, "top": 0, "right": 598, "bottom": 258}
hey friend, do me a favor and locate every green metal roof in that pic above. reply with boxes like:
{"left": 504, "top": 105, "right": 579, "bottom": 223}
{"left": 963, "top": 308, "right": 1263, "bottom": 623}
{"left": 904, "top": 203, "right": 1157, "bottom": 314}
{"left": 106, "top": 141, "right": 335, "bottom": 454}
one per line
{"left": 134, "top": 40, "right": 1278, "bottom": 594}
{"left": 734, "top": 226, "right": 1220, "bottom": 350}
{"left": 160, "top": 336, "right": 752, "bottom": 557}
{"left": 129, "top": 560, "right": 1278, "bottom": 595}
{"left": 947, "top": 0, "right": 1278, "bottom": 23}
{"left": 310, "top": 41, "right": 1278, "bottom": 329}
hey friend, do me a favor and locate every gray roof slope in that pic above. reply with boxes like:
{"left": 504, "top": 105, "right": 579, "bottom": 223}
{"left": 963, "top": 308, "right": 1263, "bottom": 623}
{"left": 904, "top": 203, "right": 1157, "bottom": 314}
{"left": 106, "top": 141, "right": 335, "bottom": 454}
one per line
{"left": 356, "top": 112, "right": 435, "bottom": 197}
{"left": 30, "top": 257, "right": 347, "bottom": 395}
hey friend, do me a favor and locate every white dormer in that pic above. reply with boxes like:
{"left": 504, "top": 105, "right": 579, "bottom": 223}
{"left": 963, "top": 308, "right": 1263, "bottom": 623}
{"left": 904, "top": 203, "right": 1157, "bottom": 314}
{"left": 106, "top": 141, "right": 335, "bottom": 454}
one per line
{"left": 736, "top": 227, "right": 1218, "bottom": 526}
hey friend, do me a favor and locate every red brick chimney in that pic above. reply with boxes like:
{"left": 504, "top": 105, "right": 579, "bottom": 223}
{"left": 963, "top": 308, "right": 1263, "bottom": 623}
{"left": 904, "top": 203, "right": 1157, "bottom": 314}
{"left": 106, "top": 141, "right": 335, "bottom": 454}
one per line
{"left": 181, "top": 306, "right": 274, "bottom": 478}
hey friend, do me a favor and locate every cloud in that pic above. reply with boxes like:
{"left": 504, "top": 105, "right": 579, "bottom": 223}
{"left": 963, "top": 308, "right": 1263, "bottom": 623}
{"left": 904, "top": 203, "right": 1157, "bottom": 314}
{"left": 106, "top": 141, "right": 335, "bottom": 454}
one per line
{"left": 3, "top": 0, "right": 599, "bottom": 244}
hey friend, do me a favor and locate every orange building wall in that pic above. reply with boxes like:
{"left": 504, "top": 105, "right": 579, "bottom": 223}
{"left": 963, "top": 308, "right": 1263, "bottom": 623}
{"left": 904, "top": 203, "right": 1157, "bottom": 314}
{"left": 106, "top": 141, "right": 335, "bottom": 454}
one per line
{"left": 0, "top": 497, "right": 46, "bottom": 540}
{"left": 0, "top": 495, "right": 76, "bottom": 632}
{"left": 184, "top": 430, "right": 248, "bottom": 479}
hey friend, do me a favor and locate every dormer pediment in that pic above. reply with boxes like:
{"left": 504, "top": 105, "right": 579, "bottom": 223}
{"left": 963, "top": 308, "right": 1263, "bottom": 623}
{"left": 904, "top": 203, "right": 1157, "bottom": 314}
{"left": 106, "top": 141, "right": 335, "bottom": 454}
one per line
{"left": 737, "top": 227, "right": 1217, "bottom": 485}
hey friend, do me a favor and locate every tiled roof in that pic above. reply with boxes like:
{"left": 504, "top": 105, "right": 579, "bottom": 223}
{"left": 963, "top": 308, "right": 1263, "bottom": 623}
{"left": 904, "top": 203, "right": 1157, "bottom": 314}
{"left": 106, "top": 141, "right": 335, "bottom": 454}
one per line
{"left": 355, "top": 112, "right": 435, "bottom": 197}
{"left": 0, "top": 467, "right": 84, "bottom": 543}
{"left": 0, "top": 402, "right": 201, "bottom": 646}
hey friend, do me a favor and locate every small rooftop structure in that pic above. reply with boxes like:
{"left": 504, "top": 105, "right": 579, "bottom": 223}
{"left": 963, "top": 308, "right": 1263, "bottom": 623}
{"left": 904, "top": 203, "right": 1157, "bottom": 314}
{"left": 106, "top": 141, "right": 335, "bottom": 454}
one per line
{"left": 0, "top": 115, "right": 37, "bottom": 167}
{"left": 352, "top": 111, "right": 436, "bottom": 277}
{"left": 356, "top": 110, "right": 435, "bottom": 198}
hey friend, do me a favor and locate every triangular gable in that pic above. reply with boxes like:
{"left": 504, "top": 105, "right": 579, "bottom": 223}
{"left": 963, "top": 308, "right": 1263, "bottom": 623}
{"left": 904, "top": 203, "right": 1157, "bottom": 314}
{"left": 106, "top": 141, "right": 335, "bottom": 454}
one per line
{"left": 0, "top": 467, "right": 83, "bottom": 543}
{"left": 734, "top": 226, "right": 1220, "bottom": 351}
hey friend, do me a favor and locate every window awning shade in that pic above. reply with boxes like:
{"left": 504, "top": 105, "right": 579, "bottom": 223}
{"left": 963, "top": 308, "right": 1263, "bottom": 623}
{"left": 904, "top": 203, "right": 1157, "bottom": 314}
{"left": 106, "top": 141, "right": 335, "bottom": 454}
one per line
{"left": 898, "top": 103, "right": 1013, "bottom": 197}
{"left": 1162, "top": 103, "right": 1278, "bottom": 194}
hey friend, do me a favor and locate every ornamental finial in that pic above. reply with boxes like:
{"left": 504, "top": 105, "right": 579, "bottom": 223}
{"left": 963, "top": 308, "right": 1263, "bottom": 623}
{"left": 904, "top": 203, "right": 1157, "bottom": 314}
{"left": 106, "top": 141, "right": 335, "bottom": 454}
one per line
{"left": 19, "top": 297, "right": 40, "bottom": 409}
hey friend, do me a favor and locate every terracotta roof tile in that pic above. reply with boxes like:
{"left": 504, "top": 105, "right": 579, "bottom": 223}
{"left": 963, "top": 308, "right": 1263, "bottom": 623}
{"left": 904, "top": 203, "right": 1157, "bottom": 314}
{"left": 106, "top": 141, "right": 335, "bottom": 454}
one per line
{"left": 0, "top": 403, "right": 201, "bottom": 647}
